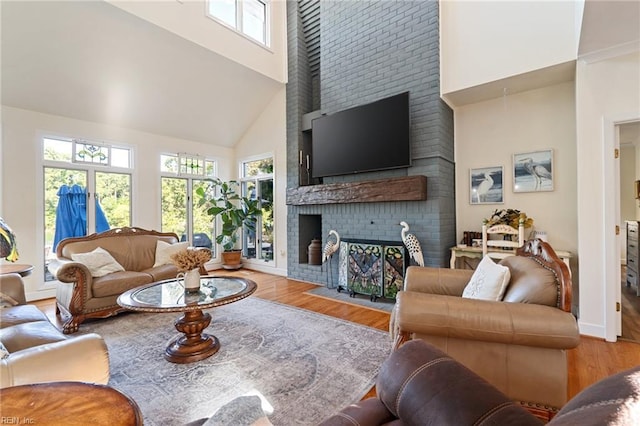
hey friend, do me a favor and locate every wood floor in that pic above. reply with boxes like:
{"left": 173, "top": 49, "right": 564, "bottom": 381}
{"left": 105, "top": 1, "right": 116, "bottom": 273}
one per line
{"left": 33, "top": 268, "right": 640, "bottom": 403}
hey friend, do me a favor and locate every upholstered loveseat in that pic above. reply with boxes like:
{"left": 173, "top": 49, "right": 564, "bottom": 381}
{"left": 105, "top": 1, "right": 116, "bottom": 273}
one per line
{"left": 320, "top": 339, "right": 640, "bottom": 425}
{"left": 48, "top": 227, "right": 185, "bottom": 334}
{"left": 0, "top": 273, "right": 109, "bottom": 388}
{"left": 390, "top": 239, "right": 580, "bottom": 416}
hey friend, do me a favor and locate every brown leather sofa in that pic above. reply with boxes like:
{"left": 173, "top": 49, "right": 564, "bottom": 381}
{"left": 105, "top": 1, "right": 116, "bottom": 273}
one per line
{"left": 319, "top": 339, "right": 640, "bottom": 426}
{"left": 47, "top": 227, "right": 181, "bottom": 333}
{"left": 389, "top": 239, "right": 580, "bottom": 415}
{"left": 0, "top": 273, "right": 109, "bottom": 388}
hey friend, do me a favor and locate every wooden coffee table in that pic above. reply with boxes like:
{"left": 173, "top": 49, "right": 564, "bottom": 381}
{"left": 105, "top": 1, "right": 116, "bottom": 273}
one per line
{"left": 0, "top": 381, "right": 142, "bottom": 425}
{"left": 117, "top": 275, "right": 257, "bottom": 363}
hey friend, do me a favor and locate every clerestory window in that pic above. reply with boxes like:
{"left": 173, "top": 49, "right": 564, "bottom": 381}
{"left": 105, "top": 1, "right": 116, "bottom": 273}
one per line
{"left": 206, "top": 0, "right": 269, "bottom": 46}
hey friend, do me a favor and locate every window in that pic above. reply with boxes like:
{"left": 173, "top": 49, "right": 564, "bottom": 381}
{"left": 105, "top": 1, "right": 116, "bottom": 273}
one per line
{"left": 160, "top": 154, "right": 217, "bottom": 257}
{"left": 43, "top": 137, "right": 133, "bottom": 281}
{"left": 240, "top": 156, "right": 274, "bottom": 262}
{"left": 207, "top": 0, "right": 268, "bottom": 46}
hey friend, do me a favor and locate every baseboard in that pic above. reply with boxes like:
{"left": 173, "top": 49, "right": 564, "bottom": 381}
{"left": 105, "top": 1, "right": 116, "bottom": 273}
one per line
{"left": 578, "top": 320, "right": 606, "bottom": 339}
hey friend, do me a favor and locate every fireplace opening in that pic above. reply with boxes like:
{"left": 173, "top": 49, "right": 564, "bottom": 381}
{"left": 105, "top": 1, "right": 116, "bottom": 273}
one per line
{"left": 299, "top": 214, "right": 322, "bottom": 264}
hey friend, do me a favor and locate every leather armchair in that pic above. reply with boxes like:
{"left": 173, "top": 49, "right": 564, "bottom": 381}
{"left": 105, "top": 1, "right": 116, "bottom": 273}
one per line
{"left": 320, "top": 339, "right": 640, "bottom": 426}
{"left": 0, "top": 273, "right": 109, "bottom": 388}
{"left": 389, "top": 239, "right": 580, "bottom": 415}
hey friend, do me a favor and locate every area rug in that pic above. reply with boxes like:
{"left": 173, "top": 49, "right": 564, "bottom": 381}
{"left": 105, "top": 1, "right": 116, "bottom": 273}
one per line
{"left": 305, "top": 285, "right": 395, "bottom": 313}
{"left": 81, "top": 297, "right": 391, "bottom": 425}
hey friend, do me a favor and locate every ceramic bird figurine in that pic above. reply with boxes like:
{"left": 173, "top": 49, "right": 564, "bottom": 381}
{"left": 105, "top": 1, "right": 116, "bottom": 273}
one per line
{"left": 322, "top": 230, "right": 340, "bottom": 264}
{"left": 400, "top": 221, "right": 424, "bottom": 267}
{"left": 0, "top": 217, "right": 19, "bottom": 262}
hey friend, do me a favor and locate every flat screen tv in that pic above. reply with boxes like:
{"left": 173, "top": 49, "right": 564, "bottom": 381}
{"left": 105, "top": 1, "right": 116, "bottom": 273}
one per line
{"left": 311, "top": 91, "right": 411, "bottom": 178}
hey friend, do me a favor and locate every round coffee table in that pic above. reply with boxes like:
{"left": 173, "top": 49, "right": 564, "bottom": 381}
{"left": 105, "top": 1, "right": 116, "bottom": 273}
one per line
{"left": 117, "top": 275, "right": 257, "bottom": 363}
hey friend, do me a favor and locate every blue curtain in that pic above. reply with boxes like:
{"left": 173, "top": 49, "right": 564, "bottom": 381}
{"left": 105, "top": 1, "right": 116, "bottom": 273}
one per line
{"left": 52, "top": 184, "right": 110, "bottom": 251}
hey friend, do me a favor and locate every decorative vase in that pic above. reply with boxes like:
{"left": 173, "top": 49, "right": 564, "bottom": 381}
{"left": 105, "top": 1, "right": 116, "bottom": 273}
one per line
{"left": 308, "top": 239, "right": 322, "bottom": 265}
{"left": 177, "top": 268, "right": 201, "bottom": 293}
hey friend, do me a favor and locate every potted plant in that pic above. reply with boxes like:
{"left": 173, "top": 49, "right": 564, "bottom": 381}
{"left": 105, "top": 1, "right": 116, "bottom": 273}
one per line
{"left": 195, "top": 178, "right": 262, "bottom": 269}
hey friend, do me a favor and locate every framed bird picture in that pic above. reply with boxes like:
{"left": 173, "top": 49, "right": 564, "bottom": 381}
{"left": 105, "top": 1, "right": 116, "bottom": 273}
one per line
{"left": 513, "top": 149, "right": 554, "bottom": 192}
{"left": 469, "top": 166, "right": 504, "bottom": 204}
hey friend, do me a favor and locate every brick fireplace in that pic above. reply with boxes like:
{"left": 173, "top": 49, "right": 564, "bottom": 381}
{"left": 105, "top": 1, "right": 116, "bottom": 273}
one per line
{"left": 286, "top": 0, "right": 455, "bottom": 286}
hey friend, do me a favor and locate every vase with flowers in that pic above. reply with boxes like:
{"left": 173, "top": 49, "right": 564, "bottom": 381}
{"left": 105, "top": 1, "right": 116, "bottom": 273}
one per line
{"left": 483, "top": 208, "right": 533, "bottom": 229}
{"left": 171, "top": 248, "right": 212, "bottom": 292}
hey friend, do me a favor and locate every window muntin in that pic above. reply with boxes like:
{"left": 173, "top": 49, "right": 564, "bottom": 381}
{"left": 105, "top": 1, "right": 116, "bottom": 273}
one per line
{"left": 206, "top": 0, "right": 268, "bottom": 46}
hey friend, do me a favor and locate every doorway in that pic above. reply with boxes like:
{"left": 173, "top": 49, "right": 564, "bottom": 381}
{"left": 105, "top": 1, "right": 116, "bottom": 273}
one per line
{"left": 618, "top": 121, "right": 640, "bottom": 342}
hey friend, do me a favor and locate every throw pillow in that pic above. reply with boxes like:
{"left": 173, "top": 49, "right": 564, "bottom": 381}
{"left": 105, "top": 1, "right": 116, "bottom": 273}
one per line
{"left": 0, "top": 341, "right": 9, "bottom": 359}
{"left": 462, "top": 255, "right": 511, "bottom": 301}
{"left": 153, "top": 241, "right": 189, "bottom": 267}
{"left": 71, "top": 247, "right": 125, "bottom": 278}
{"left": 203, "top": 395, "right": 272, "bottom": 426}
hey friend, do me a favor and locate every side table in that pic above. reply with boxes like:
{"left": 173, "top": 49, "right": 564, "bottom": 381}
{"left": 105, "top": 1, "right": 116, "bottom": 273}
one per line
{"left": 0, "top": 381, "right": 143, "bottom": 425}
{"left": 0, "top": 264, "right": 33, "bottom": 277}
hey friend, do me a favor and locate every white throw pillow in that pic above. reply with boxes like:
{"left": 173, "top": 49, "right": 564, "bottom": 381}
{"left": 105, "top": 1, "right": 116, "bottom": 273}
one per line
{"left": 462, "top": 255, "right": 511, "bottom": 301}
{"left": 153, "top": 241, "right": 189, "bottom": 267}
{"left": 71, "top": 247, "right": 125, "bottom": 278}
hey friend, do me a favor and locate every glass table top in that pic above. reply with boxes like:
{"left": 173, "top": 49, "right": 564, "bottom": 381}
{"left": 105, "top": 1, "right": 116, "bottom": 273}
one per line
{"left": 118, "top": 276, "right": 256, "bottom": 312}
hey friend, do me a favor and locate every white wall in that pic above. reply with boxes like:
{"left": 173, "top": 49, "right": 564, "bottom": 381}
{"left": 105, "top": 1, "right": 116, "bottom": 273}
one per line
{"left": 232, "top": 88, "right": 287, "bottom": 276}
{"left": 576, "top": 51, "right": 640, "bottom": 339}
{"left": 107, "top": 0, "right": 287, "bottom": 84}
{"left": 440, "top": 0, "right": 579, "bottom": 94}
{"left": 0, "top": 106, "right": 234, "bottom": 301}
{"left": 454, "top": 82, "right": 578, "bottom": 260}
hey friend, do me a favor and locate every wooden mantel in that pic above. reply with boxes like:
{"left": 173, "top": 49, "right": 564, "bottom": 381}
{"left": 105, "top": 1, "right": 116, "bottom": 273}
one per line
{"left": 286, "top": 175, "right": 427, "bottom": 206}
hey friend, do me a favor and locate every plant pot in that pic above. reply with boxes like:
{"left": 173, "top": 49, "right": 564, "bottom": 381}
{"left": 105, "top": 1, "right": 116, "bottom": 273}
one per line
{"left": 221, "top": 251, "right": 242, "bottom": 270}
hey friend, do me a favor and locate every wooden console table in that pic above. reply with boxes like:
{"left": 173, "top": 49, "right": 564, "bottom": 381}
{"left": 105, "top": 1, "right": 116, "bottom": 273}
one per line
{"left": 450, "top": 246, "right": 571, "bottom": 271}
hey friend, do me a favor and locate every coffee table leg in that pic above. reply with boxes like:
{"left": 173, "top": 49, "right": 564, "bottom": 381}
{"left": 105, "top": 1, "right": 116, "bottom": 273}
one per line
{"left": 165, "top": 309, "right": 219, "bottom": 363}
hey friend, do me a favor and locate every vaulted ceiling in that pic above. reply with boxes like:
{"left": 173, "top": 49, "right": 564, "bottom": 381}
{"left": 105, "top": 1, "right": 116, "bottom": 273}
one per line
{"left": 1, "top": 1, "right": 283, "bottom": 147}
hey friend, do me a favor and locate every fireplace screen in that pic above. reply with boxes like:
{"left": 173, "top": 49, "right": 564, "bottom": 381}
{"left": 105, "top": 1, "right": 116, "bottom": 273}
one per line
{"left": 337, "top": 239, "right": 407, "bottom": 301}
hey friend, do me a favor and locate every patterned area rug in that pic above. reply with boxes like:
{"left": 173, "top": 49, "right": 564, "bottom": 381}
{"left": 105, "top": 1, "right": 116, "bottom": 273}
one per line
{"left": 305, "top": 285, "right": 395, "bottom": 313}
{"left": 81, "top": 297, "right": 391, "bottom": 425}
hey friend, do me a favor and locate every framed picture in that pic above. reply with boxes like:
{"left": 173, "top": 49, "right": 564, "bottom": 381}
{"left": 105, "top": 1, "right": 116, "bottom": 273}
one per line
{"left": 470, "top": 166, "right": 504, "bottom": 204}
{"left": 513, "top": 150, "right": 554, "bottom": 192}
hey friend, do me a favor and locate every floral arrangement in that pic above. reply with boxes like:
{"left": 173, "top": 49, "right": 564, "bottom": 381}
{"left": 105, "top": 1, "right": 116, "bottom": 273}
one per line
{"left": 170, "top": 248, "right": 212, "bottom": 272}
{"left": 484, "top": 209, "right": 533, "bottom": 229}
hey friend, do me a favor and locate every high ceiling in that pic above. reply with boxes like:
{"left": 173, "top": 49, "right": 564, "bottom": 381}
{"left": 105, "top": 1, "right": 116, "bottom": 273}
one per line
{"left": 1, "top": 1, "right": 283, "bottom": 147}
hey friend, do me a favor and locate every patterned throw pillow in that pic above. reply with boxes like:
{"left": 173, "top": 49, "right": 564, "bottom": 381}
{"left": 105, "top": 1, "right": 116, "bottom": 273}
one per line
{"left": 462, "top": 255, "right": 511, "bottom": 301}
{"left": 203, "top": 395, "right": 272, "bottom": 426}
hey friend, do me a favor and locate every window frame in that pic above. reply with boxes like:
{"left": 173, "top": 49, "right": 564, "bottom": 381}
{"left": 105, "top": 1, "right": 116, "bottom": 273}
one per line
{"left": 159, "top": 153, "right": 218, "bottom": 258}
{"left": 205, "top": 0, "right": 270, "bottom": 47}
{"left": 238, "top": 154, "right": 274, "bottom": 264}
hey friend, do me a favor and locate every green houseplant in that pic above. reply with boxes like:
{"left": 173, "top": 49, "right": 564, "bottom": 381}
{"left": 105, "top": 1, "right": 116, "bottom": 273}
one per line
{"left": 195, "top": 178, "right": 262, "bottom": 268}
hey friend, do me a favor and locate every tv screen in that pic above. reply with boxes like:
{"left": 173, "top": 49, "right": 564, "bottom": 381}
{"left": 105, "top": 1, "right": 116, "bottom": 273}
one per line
{"left": 311, "top": 92, "right": 411, "bottom": 178}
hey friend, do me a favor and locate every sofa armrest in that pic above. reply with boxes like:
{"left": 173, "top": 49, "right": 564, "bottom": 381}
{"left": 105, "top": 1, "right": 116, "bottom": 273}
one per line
{"left": 49, "top": 258, "right": 94, "bottom": 300}
{"left": 375, "top": 340, "right": 542, "bottom": 425}
{"left": 318, "top": 397, "right": 395, "bottom": 426}
{"left": 395, "top": 291, "right": 580, "bottom": 349}
{"left": 0, "top": 333, "right": 109, "bottom": 389}
{"left": 0, "top": 273, "right": 27, "bottom": 306}
{"left": 403, "top": 266, "right": 472, "bottom": 296}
